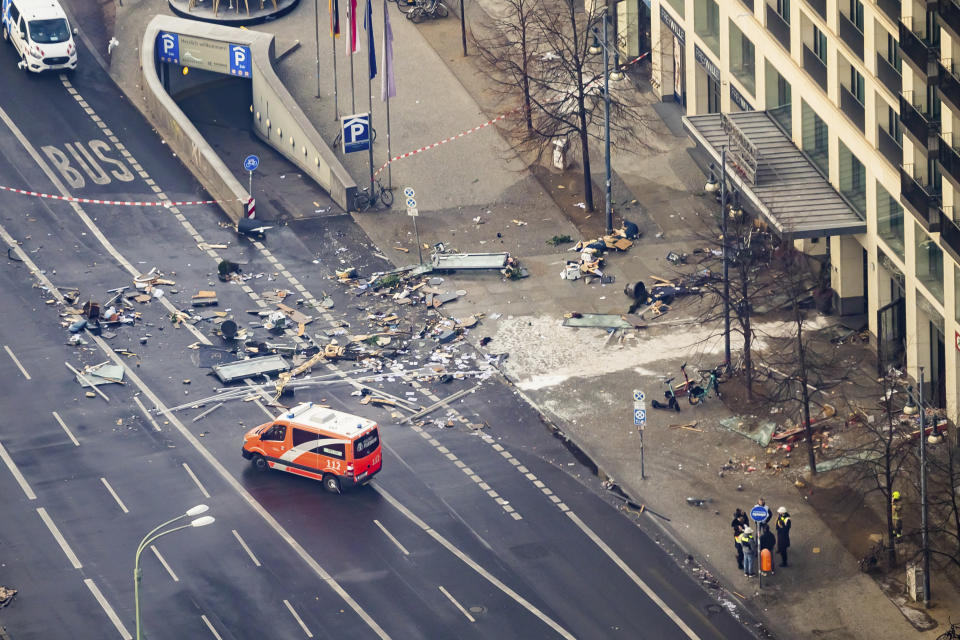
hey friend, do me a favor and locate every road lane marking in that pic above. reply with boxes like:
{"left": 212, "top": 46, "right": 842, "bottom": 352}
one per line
{"left": 373, "top": 520, "right": 410, "bottom": 556}
{"left": 565, "top": 511, "right": 701, "bottom": 639}
{"left": 0, "top": 107, "right": 384, "bottom": 638}
{"left": 201, "top": 615, "right": 224, "bottom": 639}
{"left": 84, "top": 578, "right": 133, "bottom": 639}
{"left": 52, "top": 411, "right": 80, "bottom": 446}
{"left": 374, "top": 486, "right": 575, "bottom": 640}
{"left": 100, "top": 477, "right": 129, "bottom": 513}
{"left": 132, "top": 395, "right": 162, "bottom": 432}
{"left": 151, "top": 545, "right": 180, "bottom": 582}
{"left": 283, "top": 600, "right": 314, "bottom": 637}
{"left": 4, "top": 345, "right": 30, "bottom": 380}
{"left": 0, "top": 440, "right": 36, "bottom": 500}
{"left": 438, "top": 585, "right": 475, "bottom": 623}
{"left": 36, "top": 507, "right": 82, "bottom": 569}
{"left": 232, "top": 529, "right": 262, "bottom": 567}
{"left": 182, "top": 463, "right": 211, "bottom": 498}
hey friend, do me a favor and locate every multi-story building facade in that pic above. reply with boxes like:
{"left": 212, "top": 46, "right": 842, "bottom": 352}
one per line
{"left": 647, "top": 0, "right": 960, "bottom": 416}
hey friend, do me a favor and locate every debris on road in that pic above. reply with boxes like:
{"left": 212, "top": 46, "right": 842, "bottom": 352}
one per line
{"left": 212, "top": 354, "right": 291, "bottom": 383}
{"left": 0, "top": 585, "right": 17, "bottom": 607}
{"left": 75, "top": 362, "right": 125, "bottom": 387}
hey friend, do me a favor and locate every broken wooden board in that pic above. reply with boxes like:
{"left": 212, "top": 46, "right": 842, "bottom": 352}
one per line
{"left": 276, "top": 302, "right": 313, "bottom": 325}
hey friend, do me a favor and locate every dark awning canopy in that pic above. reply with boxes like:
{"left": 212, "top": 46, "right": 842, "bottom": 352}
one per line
{"left": 682, "top": 111, "right": 866, "bottom": 239}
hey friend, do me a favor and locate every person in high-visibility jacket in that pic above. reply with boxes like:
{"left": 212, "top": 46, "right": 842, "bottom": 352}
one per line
{"left": 738, "top": 526, "right": 756, "bottom": 576}
{"left": 892, "top": 491, "right": 903, "bottom": 540}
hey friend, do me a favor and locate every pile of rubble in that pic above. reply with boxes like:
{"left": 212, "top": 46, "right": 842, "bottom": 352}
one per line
{"left": 560, "top": 220, "right": 640, "bottom": 282}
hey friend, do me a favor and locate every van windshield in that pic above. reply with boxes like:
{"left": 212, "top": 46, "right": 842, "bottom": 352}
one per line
{"left": 354, "top": 428, "right": 380, "bottom": 459}
{"left": 28, "top": 19, "right": 70, "bottom": 44}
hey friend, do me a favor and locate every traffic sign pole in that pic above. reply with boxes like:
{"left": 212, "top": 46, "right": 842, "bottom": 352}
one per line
{"left": 750, "top": 504, "right": 770, "bottom": 589}
{"left": 243, "top": 155, "right": 260, "bottom": 198}
{"left": 404, "top": 188, "right": 422, "bottom": 265}
{"left": 634, "top": 390, "right": 646, "bottom": 480}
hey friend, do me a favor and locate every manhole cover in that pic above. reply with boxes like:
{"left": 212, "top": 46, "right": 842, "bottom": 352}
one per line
{"left": 468, "top": 606, "right": 486, "bottom": 615}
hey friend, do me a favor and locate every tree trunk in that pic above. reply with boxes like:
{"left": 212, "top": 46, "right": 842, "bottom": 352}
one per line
{"left": 795, "top": 302, "right": 816, "bottom": 474}
{"left": 884, "top": 447, "right": 897, "bottom": 567}
{"left": 569, "top": 2, "right": 594, "bottom": 212}
{"left": 579, "top": 119, "right": 594, "bottom": 212}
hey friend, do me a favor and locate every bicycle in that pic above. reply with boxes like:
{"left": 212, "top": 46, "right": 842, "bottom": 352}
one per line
{"left": 857, "top": 538, "right": 885, "bottom": 573}
{"left": 405, "top": 0, "right": 448, "bottom": 22}
{"left": 353, "top": 179, "right": 394, "bottom": 212}
{"left": 937, "top": 618, "right": 960, "bottom": 640}
{"left": 682, "top": 364, "right": 721, "bottom": 405}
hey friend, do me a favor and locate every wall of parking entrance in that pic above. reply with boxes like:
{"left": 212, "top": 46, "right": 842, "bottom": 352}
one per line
{"left": 140, "top": 15, "right": 356, "bottom": 220}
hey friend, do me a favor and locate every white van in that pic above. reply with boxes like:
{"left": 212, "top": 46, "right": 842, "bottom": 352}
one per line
{"left": 1, "top": 0, "right": 77, "bottom": 72}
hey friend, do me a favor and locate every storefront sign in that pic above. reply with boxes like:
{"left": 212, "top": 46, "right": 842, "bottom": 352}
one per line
{"left": 659, "top": 5, "right": 685, "bottom": 44}
{"left": 694, "top": 44, "right": 720, "bottom": 81}
{"left": 730, "top": 84, "right": 754, "bottom": 112}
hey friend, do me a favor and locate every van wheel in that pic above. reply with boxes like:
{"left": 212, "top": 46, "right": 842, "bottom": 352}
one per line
{"left": 251, "top": 454, "right": 269, "bottom": 472}
{"left": 322, "top": 474, "right": 341, "bottom": 494}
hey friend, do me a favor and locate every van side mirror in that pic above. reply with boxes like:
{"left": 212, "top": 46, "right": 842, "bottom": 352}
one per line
{"left": 72, "top": 27, "right": 78, "bottom": 36}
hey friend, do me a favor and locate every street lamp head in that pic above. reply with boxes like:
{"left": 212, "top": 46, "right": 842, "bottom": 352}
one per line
{"left": 704, "top": 171, "right": 720, "bottom": 193}
{"left": 191, "top": 516, "right": 215, "bottom": 528}
{"left": 185, "top": 505, "right": 209, "bottom": 517}
{"left": 903, "top": 386, "right": 919, "bottom": 415}
{"left": 589, "top": 31, "right": 602, "bottom": 55}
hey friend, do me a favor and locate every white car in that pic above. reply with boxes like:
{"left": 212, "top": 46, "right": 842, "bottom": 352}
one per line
{"left": 2, "top": 0, "right": 77, "bottom": 72}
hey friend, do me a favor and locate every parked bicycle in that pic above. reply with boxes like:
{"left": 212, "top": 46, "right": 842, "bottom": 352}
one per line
{"left": 651, "top": 376, "right": 681, "bottom": 412}
{"left": 353, "top": 179, "right": 394, "bottom": 212}
{"left": 857, "top": 538, "right": 885, "bottom": 573}
{"left": 681, "top": 363, "right": 722, "bottom": 405}
{"left": 937, "top": 618, "right": 960, "bottom": 640}
{"left": 403, "top": 0, "right": 448, "bottom": 22}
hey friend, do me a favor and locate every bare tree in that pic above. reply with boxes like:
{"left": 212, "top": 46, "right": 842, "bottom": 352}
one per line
{"left": 473, "top": 0, "right": 656, "bottom": 212}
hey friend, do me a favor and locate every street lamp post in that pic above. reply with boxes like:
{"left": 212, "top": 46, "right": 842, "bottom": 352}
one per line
{"left": 134, "top": 505, "right": 214, "bottom": 639}
{"left": 918, "top": 368, "right": 931, "bottom": 608}
{"left": 591, "top": 11, "right": 616, "bottom": 235}
{"left": 704, "top": 149, "right": 732, "bottom": 370}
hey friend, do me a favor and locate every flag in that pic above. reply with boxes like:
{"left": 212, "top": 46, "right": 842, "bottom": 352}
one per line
{"left": 329, "top": 0, "right": 340, "bottom": 37}
{"left": 380, "top": 0, "right": 396, "bottom": 100}
{"left": 364, "top": 0, "right": 377, "bottom": 79}
{"left": 347, "top": 0, "right": 358, "bottom": 54}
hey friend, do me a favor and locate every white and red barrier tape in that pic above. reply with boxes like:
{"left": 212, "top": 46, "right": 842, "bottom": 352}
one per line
{"left": 374, "top": 51, "right": 649, "bottom": 179}
{"left": 0, "top": 184, "right": 231, "bottom": 207}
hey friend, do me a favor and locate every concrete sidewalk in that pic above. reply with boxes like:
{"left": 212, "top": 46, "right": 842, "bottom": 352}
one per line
{"left": 76, "top": 0, "right": 958, "bottom": 637}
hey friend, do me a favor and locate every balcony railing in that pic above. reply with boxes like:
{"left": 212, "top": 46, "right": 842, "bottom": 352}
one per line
{"left": 877, "top": 0, "right": 900, "bottom": 22}
{"left": 803, "top": 45, "right": 828, "bottom": 91}
{"left": 942, "top": 0, "right": 960, "bottom": 39}
{"left": 878, "top": 125, "right": 903, "bottom": 168}
{"left": 876, "top": 52, "right": 902, "bottom": 95}
{"left": 901, "top": 166, "right": 941, "bottom": 231}
{"left": 899, "top": 95, "right": 938, "bottom": 145}
{"left": 805, "top": 0, "right": 826, "bottom": 19}
{"left": 840, "top": 86, "right": 865, "bottom": 130}
{"left": 898, "top": 20, "right": 937, "bottom": 77}
{"left": 939, "top": 209, "right": 960, "bottom": 264}
{"left": 940, "top": 61, "right": 960, "bottom": 113}
{"left": 939, "top": 135, "right": 960, "bottom": 187}
{"left": 838, "top": 13, "right": 864, "bottom": 60}
{"left": 765, "top": 4, "right": 791, "bottom": 51}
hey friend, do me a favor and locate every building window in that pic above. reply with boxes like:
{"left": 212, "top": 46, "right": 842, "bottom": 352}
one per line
{"left": 813, "top": 26, "right": 828, "bottom": 63}
{"left": 777, "top": 0, "right": 790, "bottom": 21}
{"left": 849, "top": 67, "right": 864, "bottom": 103}
{"left": 876, "top": 182, "right": 904, "bottom": 259}
{"left": 695, "top": 0, "right": 721, "bottom": 54}
{"left": 887, "top": 106, "right": 903, "bottom": 145}
{"left": 848, "top": 0, "right": 863, "bottom": 30}
{"left": 765, "top": 60, "right": 792, "bottom": 134}
{"left": 665, "top": 0, "right": 685, "bottom": 18}
{"left": 915, "top": 223, "right": 944, "bottom": 303}
{"left": 802, "top": 100, "right": 829, "bottom": 176}
{"left": 729, "top": 22, "right": 756, "bottom": 95}
{"left": 886, "top": 33, "right": 901, "bottom": 74}
{"left": 954, "top": 265, "right": 960, "bottom": 324}
{"left": 838, "top": 140, "right": 866, "bottom": 215}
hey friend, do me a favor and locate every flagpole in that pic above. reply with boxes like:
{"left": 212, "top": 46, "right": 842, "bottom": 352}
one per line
{"left": 348, "top": 0, "right": 356, "bottom": 113}
{"left": 385, "top": 92, "right": 392, "bottom": 190}
{"left": 315, "top": 0, "right": 321, "bottom": 98}
{"left": 330, "top": 0, "right": 340, "bottom": 120}
{"left": 366, "top": 0, "right": 375, "bottom": 202}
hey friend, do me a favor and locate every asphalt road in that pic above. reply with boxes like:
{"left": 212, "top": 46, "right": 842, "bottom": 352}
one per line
{"left": 0, "top": 34, "right": 753, "bottom": 640}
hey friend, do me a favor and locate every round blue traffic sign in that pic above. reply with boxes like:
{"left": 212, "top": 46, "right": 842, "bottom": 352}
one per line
{"left": 750, "top": 505, "right": 770, "bottom": 522}
{"left": 243, "top": 155, "right": 260, "bottom": 172}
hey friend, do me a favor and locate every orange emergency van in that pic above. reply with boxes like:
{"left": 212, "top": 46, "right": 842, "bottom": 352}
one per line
{"left": 241, "top": 402, "right": 382, "bottom": 493}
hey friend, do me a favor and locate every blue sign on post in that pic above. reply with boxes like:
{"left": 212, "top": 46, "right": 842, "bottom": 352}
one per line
{"left": 157, "top": 32, "right": 180, "bottom": 64}
{"left": 243, "top": 155, "right": 260, "bottom": 172}
{"left": 750, "top": 505, "right": 770, "bottom": 523}
{"left": 229, "top": 44, "right": 252, "bottom": 77}
{"left": 634, "top": 409, "right": 646, "bottom": 426}
{"left": 341, "top": 113, "right": 371, "bottom": 154}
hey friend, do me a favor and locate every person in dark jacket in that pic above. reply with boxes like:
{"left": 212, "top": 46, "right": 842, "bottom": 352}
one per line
{"left": 759, "top": 524, "right": 776, "bottom": 575}
{"left": 776, "top": 506, "right": 791, "bottom": 567}
{"left": 731, "top": 509, "right": 747, "bottom": 570}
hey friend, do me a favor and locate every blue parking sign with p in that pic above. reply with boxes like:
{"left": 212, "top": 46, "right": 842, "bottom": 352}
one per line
{"left": 229, "top": 44, "right": 251, "bottom": 77}
{"left": 157, "top": 32, "right": 179, "bottom": 64}
{"left": 341, "top": 113, "right": 371, "bottom": 154}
